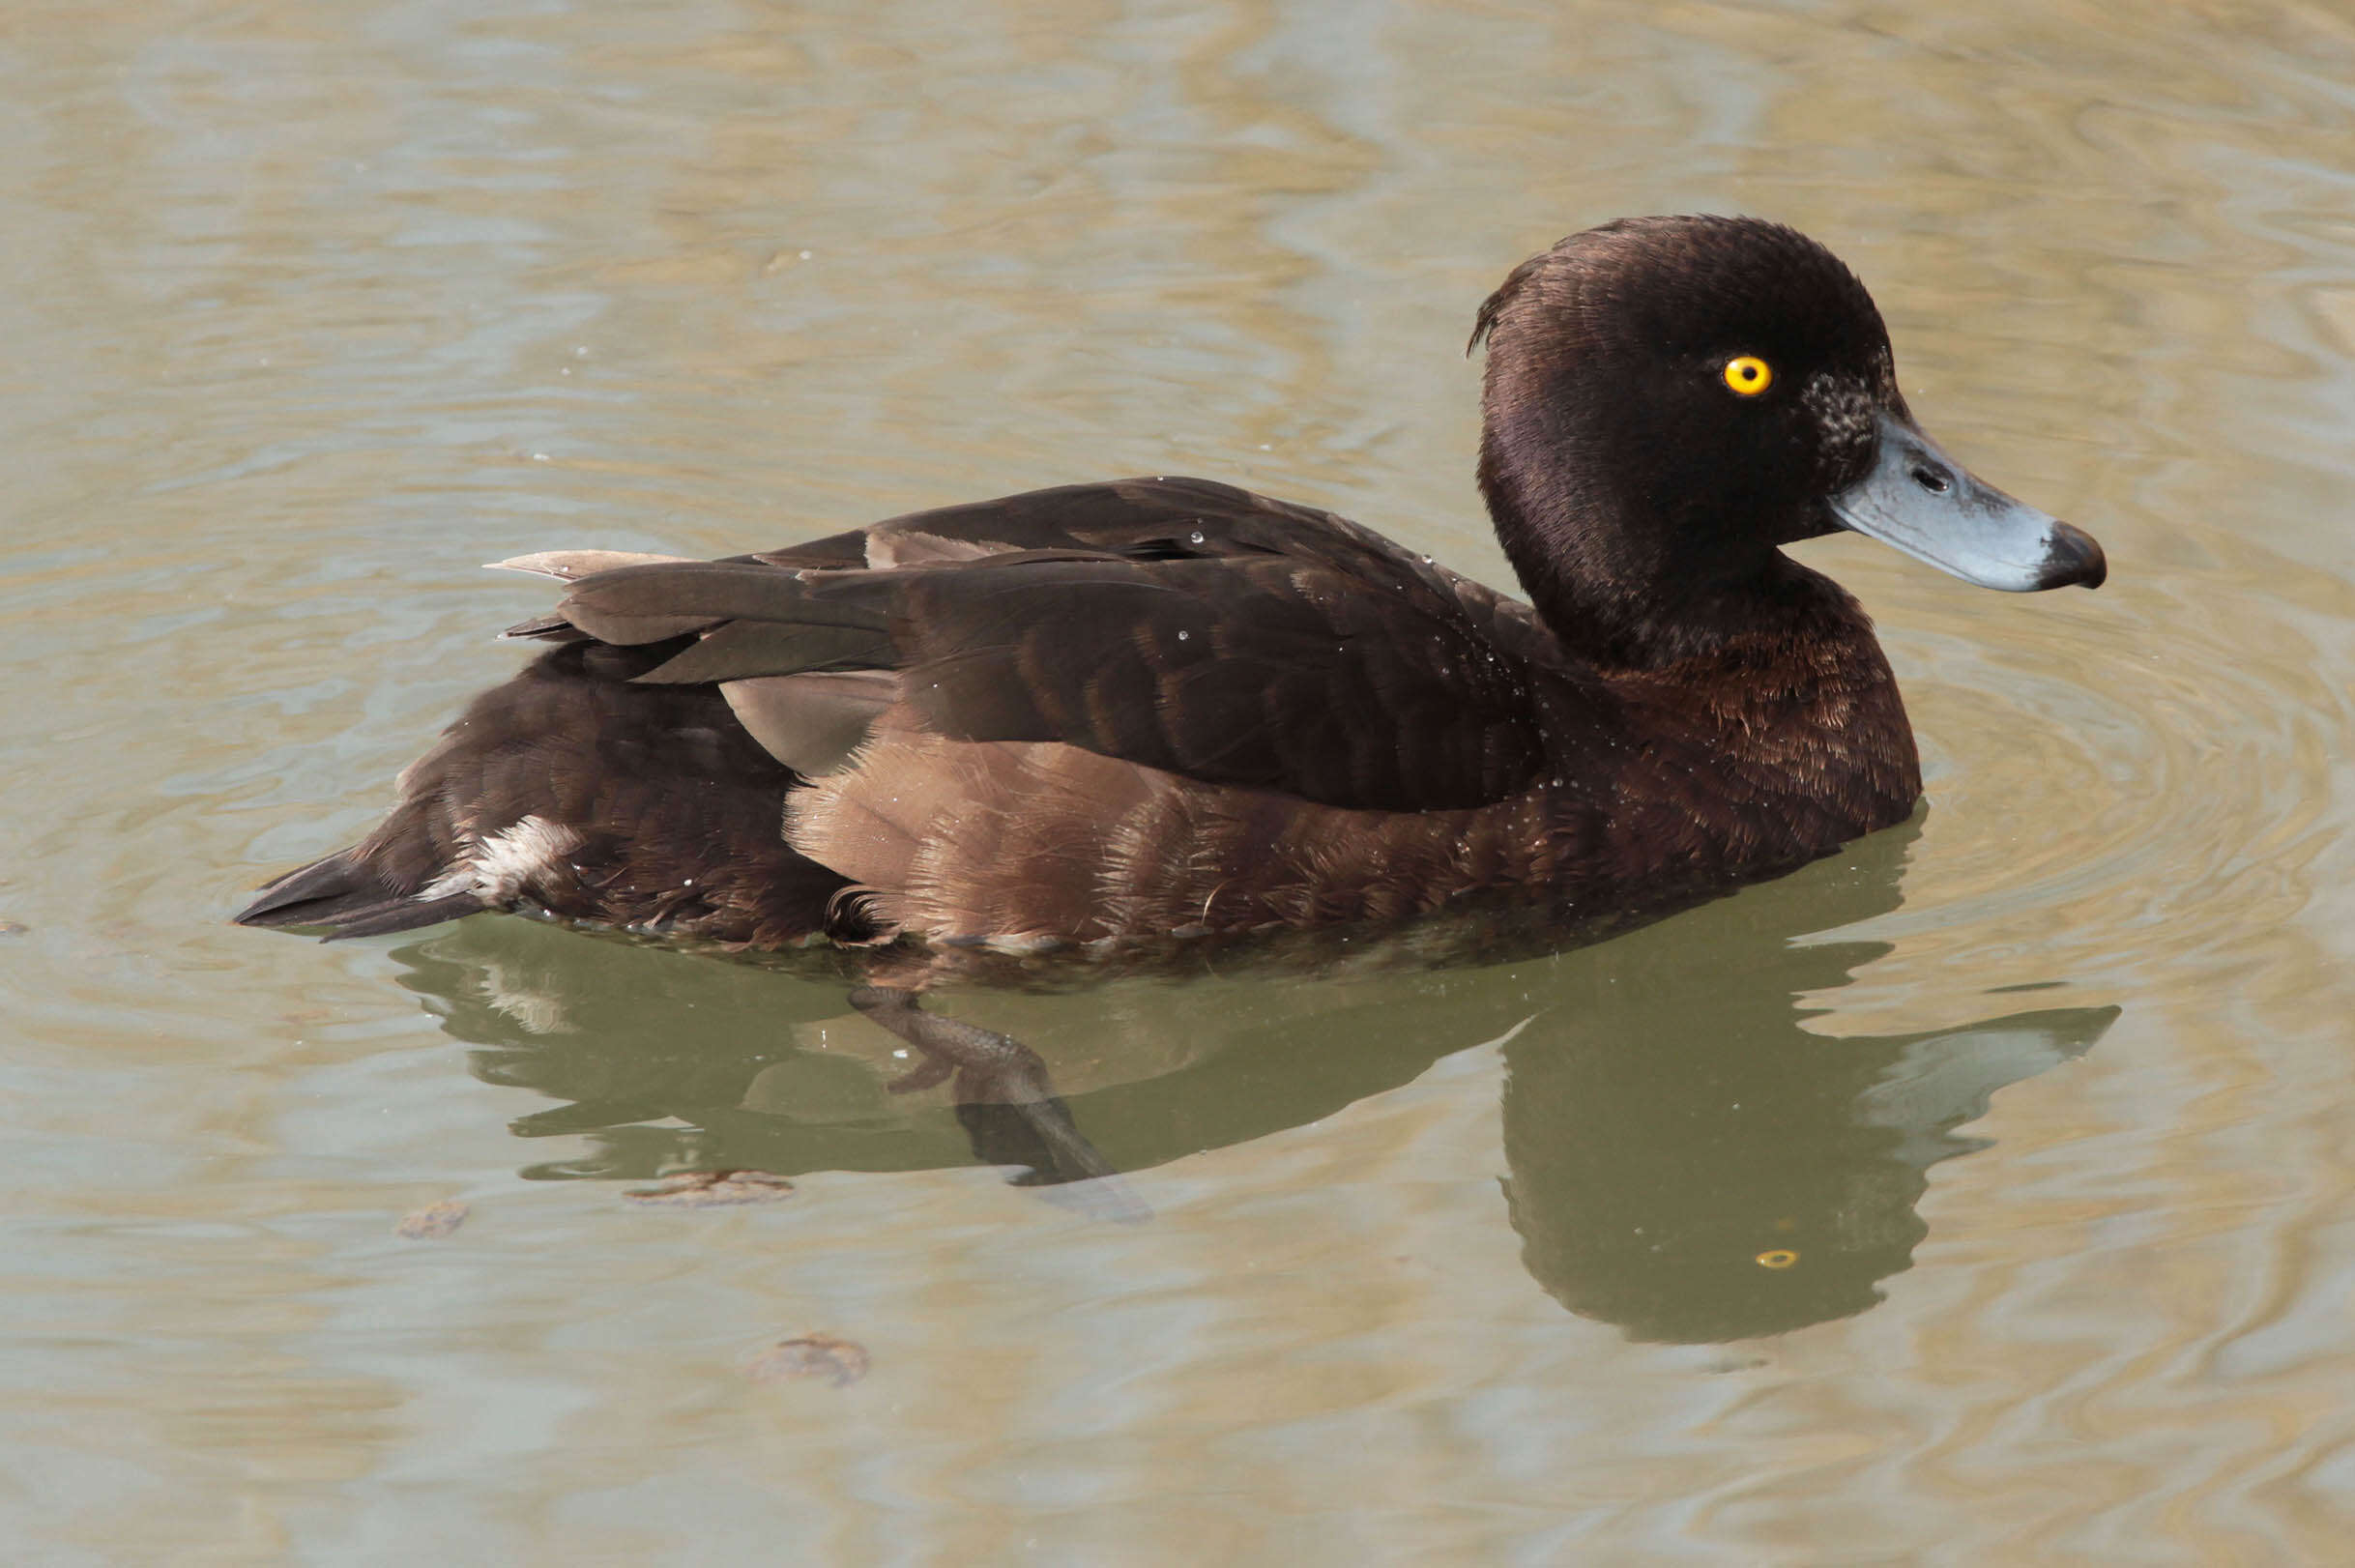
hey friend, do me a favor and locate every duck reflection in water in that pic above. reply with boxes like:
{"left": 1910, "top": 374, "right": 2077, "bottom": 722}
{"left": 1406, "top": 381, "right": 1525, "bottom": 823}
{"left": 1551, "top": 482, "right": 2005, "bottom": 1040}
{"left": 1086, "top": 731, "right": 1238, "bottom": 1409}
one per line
{"left": 389, "top": 819, "right": 2114, "bottom": 1343}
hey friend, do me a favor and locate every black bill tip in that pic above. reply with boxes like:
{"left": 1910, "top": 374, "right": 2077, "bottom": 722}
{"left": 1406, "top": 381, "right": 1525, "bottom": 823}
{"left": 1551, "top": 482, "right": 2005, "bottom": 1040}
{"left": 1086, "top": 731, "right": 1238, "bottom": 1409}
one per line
{"left": 2045, "top": 521, "right": 2107, "bottom": 590}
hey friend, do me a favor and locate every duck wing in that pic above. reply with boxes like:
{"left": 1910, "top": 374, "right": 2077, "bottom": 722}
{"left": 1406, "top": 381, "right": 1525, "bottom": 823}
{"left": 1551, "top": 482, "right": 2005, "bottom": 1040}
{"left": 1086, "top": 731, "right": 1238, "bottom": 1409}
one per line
{"left": 538, "top": 479, "right": 1560, "bottom": 814}
{"left": 746, "top": 474, "right": 1447, "bottom": 571}
{"left": 753, "top": 476, "right": 1566, "bottom": 669}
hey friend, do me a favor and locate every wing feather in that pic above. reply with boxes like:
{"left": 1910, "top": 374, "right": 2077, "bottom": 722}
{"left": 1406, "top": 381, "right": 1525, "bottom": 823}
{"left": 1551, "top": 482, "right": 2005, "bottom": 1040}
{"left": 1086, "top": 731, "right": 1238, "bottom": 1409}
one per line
{"left": 524, "top": 479, "right": 1565, "bottom": 811}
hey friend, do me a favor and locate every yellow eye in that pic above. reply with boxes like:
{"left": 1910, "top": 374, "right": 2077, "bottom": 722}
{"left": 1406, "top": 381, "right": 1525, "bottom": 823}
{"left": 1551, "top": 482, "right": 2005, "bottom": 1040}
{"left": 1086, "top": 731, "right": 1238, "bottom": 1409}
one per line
{"left": 1723, "top": 356, "right": 1774, "bottom": 395}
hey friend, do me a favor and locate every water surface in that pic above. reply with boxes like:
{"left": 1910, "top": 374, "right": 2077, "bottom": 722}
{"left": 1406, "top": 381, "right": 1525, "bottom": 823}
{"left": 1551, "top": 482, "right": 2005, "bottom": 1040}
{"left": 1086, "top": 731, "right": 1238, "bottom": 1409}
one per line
{"left": 8, "top": 0, "right": 2355, "bottom": 1560}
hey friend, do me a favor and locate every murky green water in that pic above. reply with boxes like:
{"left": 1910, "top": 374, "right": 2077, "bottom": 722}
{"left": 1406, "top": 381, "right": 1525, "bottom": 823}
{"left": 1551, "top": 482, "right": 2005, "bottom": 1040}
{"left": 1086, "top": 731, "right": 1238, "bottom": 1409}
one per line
{"left": 9, "top": 0, "right": 2355, "bottom": 1559}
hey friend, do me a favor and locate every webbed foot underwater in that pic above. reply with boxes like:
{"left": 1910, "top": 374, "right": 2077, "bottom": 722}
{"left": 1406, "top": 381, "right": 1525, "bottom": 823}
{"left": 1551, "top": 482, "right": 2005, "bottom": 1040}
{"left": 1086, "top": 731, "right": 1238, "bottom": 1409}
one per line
{"left": 236, "top": 216, "right": 2106, "bottom": 1189}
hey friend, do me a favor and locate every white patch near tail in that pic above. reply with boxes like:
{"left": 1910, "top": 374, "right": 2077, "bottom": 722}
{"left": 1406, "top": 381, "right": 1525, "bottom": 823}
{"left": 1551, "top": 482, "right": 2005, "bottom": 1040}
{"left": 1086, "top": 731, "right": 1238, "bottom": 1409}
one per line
{"left": 420, "top": 816, "right": 585, "bottom": 903}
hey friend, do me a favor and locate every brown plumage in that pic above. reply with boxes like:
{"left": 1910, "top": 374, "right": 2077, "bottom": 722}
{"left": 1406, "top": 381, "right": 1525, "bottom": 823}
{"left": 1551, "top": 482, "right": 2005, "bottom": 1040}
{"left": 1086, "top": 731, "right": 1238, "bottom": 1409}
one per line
{"left": 237, "top": 217, "right": 2105, "bottom": 971}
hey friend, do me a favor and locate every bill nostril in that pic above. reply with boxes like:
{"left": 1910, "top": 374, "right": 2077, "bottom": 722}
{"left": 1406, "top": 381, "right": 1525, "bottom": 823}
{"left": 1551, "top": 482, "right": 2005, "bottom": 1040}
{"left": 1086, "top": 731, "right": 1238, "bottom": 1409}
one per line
{"left": 1910, "top": 464, "right": 1952, "bottom": 495}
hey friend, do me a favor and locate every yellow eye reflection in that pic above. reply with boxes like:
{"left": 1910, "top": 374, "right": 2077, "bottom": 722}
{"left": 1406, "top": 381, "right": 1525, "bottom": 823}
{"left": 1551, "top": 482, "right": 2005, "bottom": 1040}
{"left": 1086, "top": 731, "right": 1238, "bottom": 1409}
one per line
{"left": 1723, "top": 356, "right": 1774, "bottom": 396}
{"left": 1755, "top": 1248, "right": 1800, "bottom": 1270}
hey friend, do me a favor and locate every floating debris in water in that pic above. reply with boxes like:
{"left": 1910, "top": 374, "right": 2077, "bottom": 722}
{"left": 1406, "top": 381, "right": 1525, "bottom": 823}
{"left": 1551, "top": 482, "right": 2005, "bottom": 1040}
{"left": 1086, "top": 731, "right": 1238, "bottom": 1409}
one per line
{"left": 0, "top": 918, "right": 26, "bottom": 936}
{"left": 623, "top": 1170, "right": 796, "bottom": 1207}
{"left": 1754, "top": 1248, "right": 1799, "bottom": 1270}
{"left": 393, "top": 1199, "right": 469, "bottom": 1239}
{"left": 747, "top": 1333, "right": 869, "bottom": 1388}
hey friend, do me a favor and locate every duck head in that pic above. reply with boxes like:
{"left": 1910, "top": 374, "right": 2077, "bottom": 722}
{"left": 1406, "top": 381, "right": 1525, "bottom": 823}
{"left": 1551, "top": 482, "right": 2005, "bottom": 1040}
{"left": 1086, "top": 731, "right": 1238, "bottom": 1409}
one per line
{"left": 1472, "top": 216, "right": 2105, "bottom": 668}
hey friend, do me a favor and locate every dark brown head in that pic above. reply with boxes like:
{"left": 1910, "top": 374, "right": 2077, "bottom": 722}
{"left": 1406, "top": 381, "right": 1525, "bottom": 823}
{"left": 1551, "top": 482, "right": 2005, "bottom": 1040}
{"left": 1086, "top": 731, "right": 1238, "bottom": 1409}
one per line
{"left": 1471, "top": 216, "right": 2104, "bottom": 668}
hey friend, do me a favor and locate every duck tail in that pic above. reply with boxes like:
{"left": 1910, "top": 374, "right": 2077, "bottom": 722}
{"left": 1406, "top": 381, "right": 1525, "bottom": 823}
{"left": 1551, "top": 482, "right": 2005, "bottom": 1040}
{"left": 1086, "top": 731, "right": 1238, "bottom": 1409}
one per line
{"left": 232, "top": 841, "right": 486, "bottom": 941}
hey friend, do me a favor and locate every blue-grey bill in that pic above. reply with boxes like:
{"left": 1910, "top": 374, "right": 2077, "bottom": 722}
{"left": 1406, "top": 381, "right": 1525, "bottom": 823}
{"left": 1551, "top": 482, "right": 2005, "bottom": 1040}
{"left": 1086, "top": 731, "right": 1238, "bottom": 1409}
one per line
{"left": 1830, "top": 412, "right": 2106, "bottom": 591}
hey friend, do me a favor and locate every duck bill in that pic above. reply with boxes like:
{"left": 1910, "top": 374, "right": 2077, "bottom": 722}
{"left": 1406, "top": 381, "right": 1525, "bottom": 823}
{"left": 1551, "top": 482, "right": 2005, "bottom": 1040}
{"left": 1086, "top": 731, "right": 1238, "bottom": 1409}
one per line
{"left": 1830, "top": 412, "right": 2106, "bottom": 591}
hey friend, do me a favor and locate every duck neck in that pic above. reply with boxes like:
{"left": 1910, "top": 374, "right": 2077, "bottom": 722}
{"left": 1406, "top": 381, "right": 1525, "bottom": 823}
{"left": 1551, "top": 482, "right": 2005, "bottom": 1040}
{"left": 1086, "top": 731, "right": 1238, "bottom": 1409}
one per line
{"left": 1480, "top": 437, "right": 1925, "bottom": 836}
{"left": 1479, "top": 431, "right": 1809, "bottom": 673}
